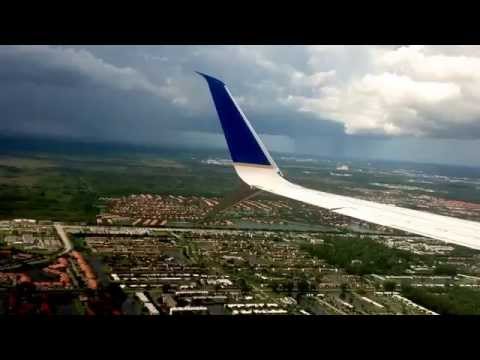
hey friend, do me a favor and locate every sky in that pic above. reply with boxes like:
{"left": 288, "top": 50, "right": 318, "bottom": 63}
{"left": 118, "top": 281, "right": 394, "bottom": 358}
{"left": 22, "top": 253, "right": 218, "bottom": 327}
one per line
{"left": 2, "top": 45, "right": 480, "bottom": 166}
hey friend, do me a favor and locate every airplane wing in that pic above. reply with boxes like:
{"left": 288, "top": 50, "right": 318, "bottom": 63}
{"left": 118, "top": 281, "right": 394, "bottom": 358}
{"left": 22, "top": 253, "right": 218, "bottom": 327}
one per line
{"left": 197, "top": 72, "right": 480, "bottom": 250}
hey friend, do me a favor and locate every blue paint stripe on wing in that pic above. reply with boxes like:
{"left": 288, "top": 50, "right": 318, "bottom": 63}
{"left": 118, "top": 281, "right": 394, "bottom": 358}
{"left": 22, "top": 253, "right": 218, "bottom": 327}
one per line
{"left": 197, "top": 72, "right": 272, "bottom": 166}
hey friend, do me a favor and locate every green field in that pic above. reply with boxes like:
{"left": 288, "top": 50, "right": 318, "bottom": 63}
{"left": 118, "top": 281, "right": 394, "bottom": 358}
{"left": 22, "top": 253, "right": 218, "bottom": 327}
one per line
{"left": 0, "top": 149, "right": 245, "bottom": 223}
{"left": 401, "top": 284, "right": 480, "bottom": 315}
{"left": 301, "top": 235, "right": 433, "bottom": 275}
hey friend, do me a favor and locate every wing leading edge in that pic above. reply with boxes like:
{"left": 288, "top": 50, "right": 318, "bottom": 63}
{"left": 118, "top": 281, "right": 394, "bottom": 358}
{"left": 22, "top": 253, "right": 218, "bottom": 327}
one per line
{"left": 198, "top": 72, "right": 480, "bottom": 250}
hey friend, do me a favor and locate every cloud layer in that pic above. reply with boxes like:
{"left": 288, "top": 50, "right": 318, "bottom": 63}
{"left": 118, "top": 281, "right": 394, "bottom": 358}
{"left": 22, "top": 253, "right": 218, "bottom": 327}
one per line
{"left": 1, "top": 45, "right": 480, "bottom": 165}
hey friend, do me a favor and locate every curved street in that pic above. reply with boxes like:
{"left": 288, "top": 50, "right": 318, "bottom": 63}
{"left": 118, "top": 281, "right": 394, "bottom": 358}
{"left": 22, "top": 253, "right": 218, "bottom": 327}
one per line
{"left": 54, "top": 223, "right": 73, "bottom": 255}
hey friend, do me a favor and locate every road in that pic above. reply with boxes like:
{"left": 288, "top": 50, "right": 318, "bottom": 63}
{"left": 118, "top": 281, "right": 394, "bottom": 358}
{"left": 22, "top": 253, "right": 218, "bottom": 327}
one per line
{"left": 64, "top": 225, "right": 417, "bottom": 239}
{"left": 54, "top": 223, "right": 73, "bottom": 255}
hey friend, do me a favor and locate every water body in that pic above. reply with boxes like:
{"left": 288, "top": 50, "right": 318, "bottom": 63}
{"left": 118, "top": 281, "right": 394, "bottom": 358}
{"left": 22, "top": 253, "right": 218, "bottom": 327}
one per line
{"left": 122, "top": 295, "right": 143, "bottom": 315}
{"left": 85, "top": 254, "right": 110, "bottom": 286}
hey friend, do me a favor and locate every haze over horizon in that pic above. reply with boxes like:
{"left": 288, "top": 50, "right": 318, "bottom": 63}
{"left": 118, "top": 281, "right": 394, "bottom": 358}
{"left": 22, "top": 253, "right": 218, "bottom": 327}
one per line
{"left": 2, "top": 45, "right": 480, "bottom": 166}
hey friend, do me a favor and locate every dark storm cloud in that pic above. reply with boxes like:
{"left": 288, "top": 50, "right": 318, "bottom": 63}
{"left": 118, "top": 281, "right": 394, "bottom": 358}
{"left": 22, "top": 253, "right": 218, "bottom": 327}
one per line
{"left": 0, "top": 45, "right": 345, "bottom": 149}
{"left": 0, "top": 46, "right": 163, "bottom": 95}
{"left": 1, "top": 45, "right": 480, "bottom": 166}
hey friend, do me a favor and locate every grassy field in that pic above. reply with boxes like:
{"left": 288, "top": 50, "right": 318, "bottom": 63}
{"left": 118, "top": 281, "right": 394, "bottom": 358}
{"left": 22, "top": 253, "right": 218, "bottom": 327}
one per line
{"left": 0, "top": 151, "right": 240, "bottom": 223}
{"left": 401, "top": 284, "right": 480, "bottom": 315}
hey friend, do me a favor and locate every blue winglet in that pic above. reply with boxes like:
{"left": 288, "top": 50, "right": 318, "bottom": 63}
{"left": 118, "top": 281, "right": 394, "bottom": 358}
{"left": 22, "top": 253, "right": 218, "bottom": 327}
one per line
{"left": 197, "top": 72, "right": 275, "bottom": 167}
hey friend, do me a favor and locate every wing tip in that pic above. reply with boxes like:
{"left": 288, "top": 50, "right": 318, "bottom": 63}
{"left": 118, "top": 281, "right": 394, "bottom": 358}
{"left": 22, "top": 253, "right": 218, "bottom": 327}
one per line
{"left": 195, "top": 71, "right": 225, "bottom": 86}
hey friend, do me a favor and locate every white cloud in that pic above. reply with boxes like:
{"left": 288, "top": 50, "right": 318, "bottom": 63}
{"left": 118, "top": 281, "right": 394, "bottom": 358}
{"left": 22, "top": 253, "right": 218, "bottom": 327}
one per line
{"left": 290, "top": 70, "right": 336, "bottom": 90}
{"left": 281, "top": 45, "right": 480, "bottom": 138}
{"left": 379, "top": 45, "right": 480, "bottom": 82}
